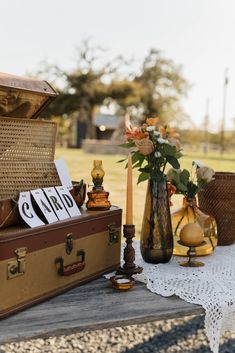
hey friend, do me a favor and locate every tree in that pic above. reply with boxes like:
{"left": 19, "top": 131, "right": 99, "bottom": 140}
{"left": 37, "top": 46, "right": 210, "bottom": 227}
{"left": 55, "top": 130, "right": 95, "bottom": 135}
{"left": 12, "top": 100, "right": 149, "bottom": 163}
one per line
{"left": 134, "top": 49, "right": 189, "bottom": 123}
{"left": 43, "top": 40, "right": 137, "bottom": 139}
{"left": 42, "top": 44, "right": 189, "bottom": 141}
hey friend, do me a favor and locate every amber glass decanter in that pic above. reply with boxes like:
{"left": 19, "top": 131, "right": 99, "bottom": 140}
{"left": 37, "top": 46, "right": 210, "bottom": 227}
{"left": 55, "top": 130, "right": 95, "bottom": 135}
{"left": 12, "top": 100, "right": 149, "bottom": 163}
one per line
{"left": 172, "top": 197, "right": 217, "bottom": 256}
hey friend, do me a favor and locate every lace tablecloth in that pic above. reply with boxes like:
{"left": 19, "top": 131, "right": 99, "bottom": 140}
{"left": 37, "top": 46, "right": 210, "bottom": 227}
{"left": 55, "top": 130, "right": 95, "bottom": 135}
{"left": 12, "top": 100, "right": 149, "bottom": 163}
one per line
{"left": 118, "top": 241, "right": 235, "bottom": 353}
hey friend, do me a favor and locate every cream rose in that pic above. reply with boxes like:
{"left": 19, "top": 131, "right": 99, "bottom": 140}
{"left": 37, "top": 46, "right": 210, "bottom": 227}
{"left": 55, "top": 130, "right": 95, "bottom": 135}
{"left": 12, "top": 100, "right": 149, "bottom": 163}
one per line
{"left": 134, "top": 138, "right": 154, "bottom": 156}
{"left": 196, "top": 166, "right": 215, "bottom": 182}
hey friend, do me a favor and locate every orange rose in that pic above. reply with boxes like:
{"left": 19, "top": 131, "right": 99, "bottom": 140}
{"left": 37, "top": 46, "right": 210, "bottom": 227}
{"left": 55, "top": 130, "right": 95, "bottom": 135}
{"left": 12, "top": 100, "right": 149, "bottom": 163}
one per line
{"left": 146, "top": 117, "right": 159, "bottom": 126}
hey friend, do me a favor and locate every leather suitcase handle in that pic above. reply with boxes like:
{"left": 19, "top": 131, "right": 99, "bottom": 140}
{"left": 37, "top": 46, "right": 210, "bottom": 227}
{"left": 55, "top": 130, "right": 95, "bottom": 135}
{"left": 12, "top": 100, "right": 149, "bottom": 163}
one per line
{"left": 55, "top": 250, "right": 86, "bottom": 276}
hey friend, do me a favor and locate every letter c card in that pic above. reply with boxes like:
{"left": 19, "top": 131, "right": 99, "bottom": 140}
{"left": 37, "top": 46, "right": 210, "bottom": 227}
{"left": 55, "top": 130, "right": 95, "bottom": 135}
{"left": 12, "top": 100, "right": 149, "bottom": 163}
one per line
{"left": 18, "top": 192, "right": 45, "bottom": 228}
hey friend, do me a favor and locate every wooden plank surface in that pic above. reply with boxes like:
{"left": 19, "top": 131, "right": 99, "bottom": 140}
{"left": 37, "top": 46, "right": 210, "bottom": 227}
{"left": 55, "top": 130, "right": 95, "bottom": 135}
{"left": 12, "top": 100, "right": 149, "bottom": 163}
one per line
{"left": 0, "top": 277, "right": 204, "bottom": 344}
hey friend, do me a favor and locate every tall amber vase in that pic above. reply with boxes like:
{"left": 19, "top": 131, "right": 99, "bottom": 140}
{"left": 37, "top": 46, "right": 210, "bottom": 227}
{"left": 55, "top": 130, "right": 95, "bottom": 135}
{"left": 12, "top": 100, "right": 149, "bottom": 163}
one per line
{"left": 140, "top": 177, "right": 173, "bottom": 263}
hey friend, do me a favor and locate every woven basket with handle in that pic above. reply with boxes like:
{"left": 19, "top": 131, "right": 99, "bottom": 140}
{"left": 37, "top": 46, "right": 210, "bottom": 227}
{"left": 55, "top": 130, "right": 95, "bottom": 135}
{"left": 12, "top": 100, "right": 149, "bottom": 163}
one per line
{"left": 198, "top": 172, "right": 235, "bottom": 245}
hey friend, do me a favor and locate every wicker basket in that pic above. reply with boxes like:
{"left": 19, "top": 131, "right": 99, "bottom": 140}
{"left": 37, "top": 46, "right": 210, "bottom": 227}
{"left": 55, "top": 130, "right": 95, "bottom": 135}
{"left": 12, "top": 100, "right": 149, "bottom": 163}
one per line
{"left": 198, "top": 172, "right": 235, "bottom": 245}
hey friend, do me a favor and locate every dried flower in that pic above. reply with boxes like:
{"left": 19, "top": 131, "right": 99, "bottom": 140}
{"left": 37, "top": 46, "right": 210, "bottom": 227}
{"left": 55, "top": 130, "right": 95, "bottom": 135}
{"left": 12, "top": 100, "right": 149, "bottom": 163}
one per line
{"left": 157, "top": 137, "right": 167, "bottom": 144}
{"left": 167, "top": 163, "right": 214, "bottom": 199}
{"left": 135, "top": 138, "right": 154, "bottom": 155}
{"left": 154, "top": 151, "right": 162, "bottom": 158}
{"left": 146, "top": 126, "right": 155, "bottom": 132}
{"left": 124, "top": 125, "right": 149, "bottom": 141}
{"left": 167, "top": 182, "right": 177, "bottom": 206}
{"left": 146, "top": 117, "right": 159, "bottom": 126}
{"left": 170, "top": 137, "right": 181, "bottom": 151}
{"left": 196, "top": 166, "right": 215, "bottom": 183}
{"left": 120, "top": 117, "right": 181, "bottom": 184}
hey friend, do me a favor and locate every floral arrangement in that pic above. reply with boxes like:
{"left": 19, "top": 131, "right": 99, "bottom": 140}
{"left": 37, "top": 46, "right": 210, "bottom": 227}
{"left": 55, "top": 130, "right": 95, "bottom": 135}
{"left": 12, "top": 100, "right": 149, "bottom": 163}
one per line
{"left": 121, "top": 118, "right": 182, "bottom": 184}
{"left": 167, "top": 161, "right": 215, "bottom": 199}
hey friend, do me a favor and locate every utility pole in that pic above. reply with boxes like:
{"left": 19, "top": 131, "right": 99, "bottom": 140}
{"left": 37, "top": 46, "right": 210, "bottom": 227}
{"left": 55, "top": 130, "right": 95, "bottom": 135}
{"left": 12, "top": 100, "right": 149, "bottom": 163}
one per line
{"left": 220, "top": 68, "right": 229, "bottom": 155}
{"left": 203, "top": 98, "right": 209, "bottom": 154}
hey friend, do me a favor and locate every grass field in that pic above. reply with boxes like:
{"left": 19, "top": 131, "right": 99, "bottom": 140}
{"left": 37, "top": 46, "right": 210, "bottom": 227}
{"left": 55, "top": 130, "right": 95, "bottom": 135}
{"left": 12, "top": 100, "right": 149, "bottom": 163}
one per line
{"left": 55, "top": 147, "right": 235, "bottom": 237}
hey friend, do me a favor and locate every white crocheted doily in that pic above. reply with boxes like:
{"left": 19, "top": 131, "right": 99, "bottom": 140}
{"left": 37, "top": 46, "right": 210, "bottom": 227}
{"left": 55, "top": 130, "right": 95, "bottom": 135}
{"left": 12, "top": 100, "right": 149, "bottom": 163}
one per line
{"left": 113, "top": 241, "right": 235, "bottom": 353}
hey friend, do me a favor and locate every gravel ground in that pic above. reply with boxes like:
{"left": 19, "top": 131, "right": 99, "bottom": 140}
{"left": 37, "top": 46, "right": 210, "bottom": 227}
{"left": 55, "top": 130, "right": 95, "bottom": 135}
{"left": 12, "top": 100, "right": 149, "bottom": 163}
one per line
{"left": 1, "top": 315, "right": 235, "bottom": 353}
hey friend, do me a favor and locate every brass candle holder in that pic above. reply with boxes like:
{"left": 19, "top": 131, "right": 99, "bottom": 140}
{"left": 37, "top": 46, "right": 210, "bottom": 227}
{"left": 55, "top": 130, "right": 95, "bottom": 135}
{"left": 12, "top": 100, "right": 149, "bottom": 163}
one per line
{"left": 86, "top": 160, "right": 111, "bottom": 211}
{"left": 178, "top": 223, "right": 206, "bottom": 267}
{"left": 178, "top": 240, "right": 206, "bottom": 267}
{"left": 117, "top": 224, "right": 143, "bottom": 276}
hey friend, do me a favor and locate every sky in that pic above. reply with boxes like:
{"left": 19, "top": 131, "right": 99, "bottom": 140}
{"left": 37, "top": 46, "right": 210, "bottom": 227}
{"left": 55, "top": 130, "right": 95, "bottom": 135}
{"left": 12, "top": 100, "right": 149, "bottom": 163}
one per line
{"left": 1, "top": 0, "right": 235, "bottom": 131}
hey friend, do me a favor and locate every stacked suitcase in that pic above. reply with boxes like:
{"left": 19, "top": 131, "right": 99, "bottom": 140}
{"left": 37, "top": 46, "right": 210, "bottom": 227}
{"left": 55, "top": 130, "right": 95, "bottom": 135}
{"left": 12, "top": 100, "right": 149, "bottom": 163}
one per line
{"left": 0, "top": 72, "right": 121, "bottom": 318}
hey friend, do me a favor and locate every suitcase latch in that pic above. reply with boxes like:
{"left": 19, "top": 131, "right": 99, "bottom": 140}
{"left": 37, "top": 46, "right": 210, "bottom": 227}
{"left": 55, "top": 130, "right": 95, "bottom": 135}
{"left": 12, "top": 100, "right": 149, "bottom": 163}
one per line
{"left": 7, "top": 247, "right": 27, "bottom": 279}
{"left": 108, "top": 224, "right": 119, "bottom": 244}
{"left": 65, "top": 233, "right": 74, "bottom": 255}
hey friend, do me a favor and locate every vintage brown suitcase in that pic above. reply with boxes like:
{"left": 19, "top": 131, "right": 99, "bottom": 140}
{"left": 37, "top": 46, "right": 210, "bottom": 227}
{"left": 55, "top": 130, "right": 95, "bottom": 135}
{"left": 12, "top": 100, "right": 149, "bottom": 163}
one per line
{"left": 0, "top": 72, "right": 122, "bottom": 318}
{"left": 0, "top": 207, "right": 121, "bottom": 319}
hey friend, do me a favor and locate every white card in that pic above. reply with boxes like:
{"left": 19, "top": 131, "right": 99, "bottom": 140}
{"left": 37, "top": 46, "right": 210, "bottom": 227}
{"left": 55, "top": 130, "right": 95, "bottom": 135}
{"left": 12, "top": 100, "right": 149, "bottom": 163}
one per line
{"left": 18, "top": 192, "right": 45, "bottom": 228}
{"left": 43, "top": 187, "right": 71, "bottom": 221}
{"left": 54, "top": 158, "right": 73, "bottom": 190}
{"left": 31, "top": 189, "right": 58, "bottom": 224}
{"left": 55, "top": 186, "right": 81, "bottom": 217}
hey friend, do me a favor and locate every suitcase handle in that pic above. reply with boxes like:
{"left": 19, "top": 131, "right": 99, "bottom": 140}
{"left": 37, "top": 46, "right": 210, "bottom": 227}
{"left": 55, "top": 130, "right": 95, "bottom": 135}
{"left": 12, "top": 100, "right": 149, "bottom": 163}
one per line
{"left": 55, "top": 250, "right": 86, "bottom": 276}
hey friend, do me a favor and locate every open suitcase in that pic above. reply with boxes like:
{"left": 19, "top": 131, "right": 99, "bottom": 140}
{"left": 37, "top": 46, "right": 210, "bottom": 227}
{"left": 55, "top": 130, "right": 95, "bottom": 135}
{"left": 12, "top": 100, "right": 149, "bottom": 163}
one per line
{"left": 0, "top": 72, "right": 121, "bottom": 319}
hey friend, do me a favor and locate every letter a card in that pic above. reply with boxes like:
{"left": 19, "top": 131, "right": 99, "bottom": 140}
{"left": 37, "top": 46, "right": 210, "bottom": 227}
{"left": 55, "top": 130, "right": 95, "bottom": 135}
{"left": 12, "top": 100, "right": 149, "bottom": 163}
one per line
{"left": 31, "top": 189, "right": 58, "bottom": 224}
{"left": 18, "top": 192, "right": 45, "bottom": 228}
{"left": 43, "top": 187, "right": 70, "bottom": 221}
{"left": 55, "top": 186, "right": 81, "bottom": 217}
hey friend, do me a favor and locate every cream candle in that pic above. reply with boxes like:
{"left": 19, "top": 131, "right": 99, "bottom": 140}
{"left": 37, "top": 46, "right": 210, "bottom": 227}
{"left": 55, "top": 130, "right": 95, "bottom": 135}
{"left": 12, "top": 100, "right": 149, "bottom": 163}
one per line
{"left": 126, "top": 154, "right": 133, "bottom": 225}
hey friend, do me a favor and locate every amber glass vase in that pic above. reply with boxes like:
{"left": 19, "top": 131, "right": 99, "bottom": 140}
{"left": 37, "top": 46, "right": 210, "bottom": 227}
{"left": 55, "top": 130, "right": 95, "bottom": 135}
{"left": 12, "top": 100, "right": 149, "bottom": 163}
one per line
{"left": 140, "top": 177, "right": 173, "bottom": 264}
{"left": 172, "top": 197, "right": 217, "bottom": 256}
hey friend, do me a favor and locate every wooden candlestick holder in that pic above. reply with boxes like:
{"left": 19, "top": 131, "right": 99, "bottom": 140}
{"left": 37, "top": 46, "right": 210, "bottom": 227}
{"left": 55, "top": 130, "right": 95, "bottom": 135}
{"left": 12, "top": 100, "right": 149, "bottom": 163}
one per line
{"left": 117, "top": 224, "right": 143, "bottom": 276}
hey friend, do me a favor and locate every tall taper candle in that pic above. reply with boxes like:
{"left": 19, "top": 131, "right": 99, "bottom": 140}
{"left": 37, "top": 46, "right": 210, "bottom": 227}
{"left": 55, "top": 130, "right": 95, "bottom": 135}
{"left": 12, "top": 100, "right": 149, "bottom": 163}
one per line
{"left": 126, "top": 153, "right": 133, "bottom": 225}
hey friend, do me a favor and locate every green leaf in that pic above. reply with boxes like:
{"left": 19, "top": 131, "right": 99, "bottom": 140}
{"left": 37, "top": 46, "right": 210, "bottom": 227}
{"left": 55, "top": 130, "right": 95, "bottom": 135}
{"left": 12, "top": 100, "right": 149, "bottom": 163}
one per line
{"left": 131, "top": 151, "right": 143, "bottom": 164}
{"left": 166, "top": 156, "right": 180, "bottom": 169}
{"left": 176, "top": 182, "right": 188, "bottom": 192}
{"left": 175, "top": 151, "right": 183, "bottom": 159}
{"left": 119, "top": 141, "right": 135, "bottom": 148}
{"left": 187, "top": 181, "right": 198, "bottom": 198}
{"left": 139, "top": 166, "right": 151, "bottom": 173}
{"left": 132, "top": 152, "right": 145, "bottom": 169}
{"left": 117, "top": 158, "right": 127, "bottom": 163}
{"left": 137, "top": 172, "right": 149, "bottom": 184}
{"left": 180, "top": 169, "right": 190, "bottom": 185}
{"left": 161, "top": 144, "right": 177, "bottom": 157}
{"left": 166, "top": 168, "right": 180, "bottom": 184}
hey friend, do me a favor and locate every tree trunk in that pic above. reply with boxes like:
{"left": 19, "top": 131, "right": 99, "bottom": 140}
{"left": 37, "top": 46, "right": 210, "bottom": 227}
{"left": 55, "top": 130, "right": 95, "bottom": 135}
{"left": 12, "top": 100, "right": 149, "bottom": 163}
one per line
{"left": 86, "top": 108, "right": 97, "bottom": 139}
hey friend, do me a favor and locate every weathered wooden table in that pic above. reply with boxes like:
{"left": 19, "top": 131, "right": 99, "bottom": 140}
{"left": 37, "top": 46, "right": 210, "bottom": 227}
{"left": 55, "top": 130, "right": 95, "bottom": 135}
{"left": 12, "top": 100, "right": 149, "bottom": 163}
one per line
{"left": 0, "top": 277, "right": 204, "bottom": 344}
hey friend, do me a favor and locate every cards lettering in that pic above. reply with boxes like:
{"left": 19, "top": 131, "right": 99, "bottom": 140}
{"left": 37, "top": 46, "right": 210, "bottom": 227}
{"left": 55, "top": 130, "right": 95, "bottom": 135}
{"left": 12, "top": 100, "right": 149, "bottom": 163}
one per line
{"left": 18, "top": 192, "right": 45, "bottom": 228}
{"left": 18, "top": 186, "right": 81, "bottom": 228}
{"left": 43, "top": 187, "right": 70, "bottom": 221}
{"left": 31, "top": 189, "right": 58, "bottom": 224}
{"left": 55, "top": 186, "right": 81, "bottom": 217}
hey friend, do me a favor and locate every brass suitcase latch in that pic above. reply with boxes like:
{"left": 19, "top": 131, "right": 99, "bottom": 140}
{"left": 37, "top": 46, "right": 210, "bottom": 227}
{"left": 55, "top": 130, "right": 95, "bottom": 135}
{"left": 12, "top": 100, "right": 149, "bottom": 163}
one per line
{"left": 7, "top": 247, "right": 27, "bottom": 279}
{"left": 108, "top": 224, "right": 119, "bottom": 244}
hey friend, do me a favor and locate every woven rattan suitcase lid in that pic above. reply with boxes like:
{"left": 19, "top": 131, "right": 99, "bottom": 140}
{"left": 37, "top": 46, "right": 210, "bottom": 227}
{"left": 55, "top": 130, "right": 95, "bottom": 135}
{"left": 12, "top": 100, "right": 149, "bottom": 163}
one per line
{"left": 0, "top": 72, "right": 57, "bottom": 119}
{"left": 0, "top": 117, "right": 56, "bottom": 161}
{"left": 0, "top": 117, "right": 60, "bottom": 199}
{"left": 0, "top": 72, "right": 60, "bottom": 200}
